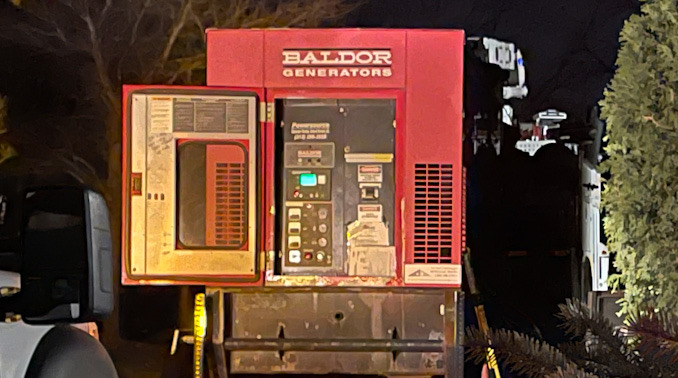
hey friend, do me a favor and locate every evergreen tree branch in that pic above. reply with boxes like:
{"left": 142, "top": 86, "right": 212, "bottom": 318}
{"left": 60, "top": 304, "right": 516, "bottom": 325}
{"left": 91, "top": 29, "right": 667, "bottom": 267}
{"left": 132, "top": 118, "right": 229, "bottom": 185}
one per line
{"left": 557, "top": 299, "right": 625, "bottom": 350}
{"left": 544, "top": 365, "right": 598, "bottom": 378}
{"left": 627, "top": 310, "right": 678, "bottom": 373}
{"left": 557, "top": 341, "right": 619, "bottom": 378}
{"left": 465, "top": 326, "right": 590, "bottom": 378}
{"left": 557, "top": 299, "right": 646, "bottom": 376}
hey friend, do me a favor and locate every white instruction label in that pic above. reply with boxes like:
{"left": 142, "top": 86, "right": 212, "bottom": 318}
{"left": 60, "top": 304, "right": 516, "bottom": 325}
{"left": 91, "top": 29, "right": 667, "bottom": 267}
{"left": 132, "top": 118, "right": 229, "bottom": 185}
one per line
{"left": 358, "top": 165, "right": 383, "bottom": 183}
{"left": 404, "top": 264, "right": 462, "bottom": 285}
{"left": 348, "top": 246, "right": 396, "bottom": 277}
{"left": 357, "top": 204, "right": 383, "bottom": 223}
{"left": 149, "top": 97, "right": 172, "bottom": 133}
{"left": 291, "top": 122, "right": 330, "bottom": 141}
{"left": 347, "top": 220, "right": 389, "bottom": 246}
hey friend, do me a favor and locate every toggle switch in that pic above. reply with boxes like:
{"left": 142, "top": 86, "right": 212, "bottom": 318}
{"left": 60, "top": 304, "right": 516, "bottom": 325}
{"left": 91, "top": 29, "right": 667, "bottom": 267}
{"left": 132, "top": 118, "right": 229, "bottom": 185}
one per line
{"left": 289, "top": 208, "right": 301, "bottom": 221}
{"left": 288, "top": 222, "right": 301, "bottom": 234}
{"left": 361, "top": 187, "right": 379, "bottom": 200}
{"left": 288, "top": 236, "right": 301, "bottom": 249}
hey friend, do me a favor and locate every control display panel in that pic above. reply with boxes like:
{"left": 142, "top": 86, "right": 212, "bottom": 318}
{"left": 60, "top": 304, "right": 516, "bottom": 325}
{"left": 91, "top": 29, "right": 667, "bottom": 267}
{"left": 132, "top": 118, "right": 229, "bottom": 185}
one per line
{"left": 278, "top": 98, "right": 396, "bottom": 276}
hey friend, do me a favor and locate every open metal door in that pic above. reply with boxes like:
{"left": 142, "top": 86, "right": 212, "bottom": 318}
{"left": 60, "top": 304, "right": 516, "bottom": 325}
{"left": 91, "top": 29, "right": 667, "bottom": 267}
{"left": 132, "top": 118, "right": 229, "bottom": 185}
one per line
{"left": 122, "top": 86, "right": 261, "bottom": 286}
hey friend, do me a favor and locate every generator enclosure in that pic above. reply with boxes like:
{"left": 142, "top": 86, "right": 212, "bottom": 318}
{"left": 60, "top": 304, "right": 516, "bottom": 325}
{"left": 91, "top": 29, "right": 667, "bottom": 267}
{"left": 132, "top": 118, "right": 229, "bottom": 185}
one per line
{"left": 122, "top": 29, "right": 464, "bottom": 288}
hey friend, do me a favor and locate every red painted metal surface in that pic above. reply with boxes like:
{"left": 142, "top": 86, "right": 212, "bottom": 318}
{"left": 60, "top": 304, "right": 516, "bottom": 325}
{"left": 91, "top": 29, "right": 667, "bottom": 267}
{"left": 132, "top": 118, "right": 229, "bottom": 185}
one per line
{"left": 402, "top": 30, "right": 464, "bottom": 269}
{"left": 206, "top": 30, "right": 265, "bottom": 88}
{"left": 124, "top": 29, "right": 465, "bottom": 287}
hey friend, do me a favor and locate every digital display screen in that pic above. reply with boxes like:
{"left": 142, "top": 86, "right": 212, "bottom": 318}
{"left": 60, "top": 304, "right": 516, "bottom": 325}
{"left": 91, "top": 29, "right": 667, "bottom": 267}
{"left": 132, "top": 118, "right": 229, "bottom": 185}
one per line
{"left": 299, "top": 173, "right": 317, "bottom": 187}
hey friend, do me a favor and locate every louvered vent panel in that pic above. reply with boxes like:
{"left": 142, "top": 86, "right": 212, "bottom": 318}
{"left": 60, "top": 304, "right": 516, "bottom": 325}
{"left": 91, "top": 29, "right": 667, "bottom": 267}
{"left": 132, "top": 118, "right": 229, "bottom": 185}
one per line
{"left": 413, "top": 164, "right": 453, "bottom": 264}
{"left": 461, "top": 167, "right": 467, "bottom": 254}
{"left": 206, "top": 144, "right": 248, "bottom": 249}
{"left": 214, "top": 162, "right": 246, "bottom": 246}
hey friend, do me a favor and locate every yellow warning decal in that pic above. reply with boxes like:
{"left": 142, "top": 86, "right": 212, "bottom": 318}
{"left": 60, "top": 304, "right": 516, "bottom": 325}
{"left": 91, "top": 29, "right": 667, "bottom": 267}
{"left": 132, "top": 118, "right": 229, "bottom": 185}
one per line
{"left": 193, "top": 293, "right": 206, "bottom": 378}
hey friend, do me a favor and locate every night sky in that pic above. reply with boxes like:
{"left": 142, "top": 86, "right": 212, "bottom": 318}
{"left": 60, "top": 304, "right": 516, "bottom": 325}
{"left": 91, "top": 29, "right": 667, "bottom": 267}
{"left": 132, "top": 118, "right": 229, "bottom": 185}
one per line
{"left": 347, "top": 0, "right": 639, "bottom": 124}
{"left": 0, "top": 0, "right": 639, "bottom": 125}
{"left": 0, "top": 0, "right": 639, "bottom": 166}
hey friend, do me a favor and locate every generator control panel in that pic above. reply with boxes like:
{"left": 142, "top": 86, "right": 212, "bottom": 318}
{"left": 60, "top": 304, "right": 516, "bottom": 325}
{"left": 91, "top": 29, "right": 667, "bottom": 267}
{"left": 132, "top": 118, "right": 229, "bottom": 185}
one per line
{"left": 277, "top": 99, "right": 396, "bottom": 276}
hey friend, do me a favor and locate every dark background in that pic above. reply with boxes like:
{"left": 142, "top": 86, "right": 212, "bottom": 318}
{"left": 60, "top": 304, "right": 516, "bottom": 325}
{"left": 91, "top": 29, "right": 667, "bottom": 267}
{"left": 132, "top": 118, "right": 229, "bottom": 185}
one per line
{"left": 0, "top": 0, "right": 639, "bottom": 175}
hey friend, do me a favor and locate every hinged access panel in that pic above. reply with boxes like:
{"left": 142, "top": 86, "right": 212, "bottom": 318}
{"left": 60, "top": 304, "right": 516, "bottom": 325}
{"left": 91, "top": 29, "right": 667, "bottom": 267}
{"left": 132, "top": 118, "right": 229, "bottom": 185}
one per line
{"left": 122, "top": 86, "right": 261, "bottom": 285}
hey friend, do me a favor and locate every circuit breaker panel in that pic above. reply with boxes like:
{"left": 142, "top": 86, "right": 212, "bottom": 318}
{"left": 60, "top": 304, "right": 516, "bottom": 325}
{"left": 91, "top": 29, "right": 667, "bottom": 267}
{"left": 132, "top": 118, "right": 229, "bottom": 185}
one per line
{"left": 277, "top": 99, "right": 396, "bottom": 277}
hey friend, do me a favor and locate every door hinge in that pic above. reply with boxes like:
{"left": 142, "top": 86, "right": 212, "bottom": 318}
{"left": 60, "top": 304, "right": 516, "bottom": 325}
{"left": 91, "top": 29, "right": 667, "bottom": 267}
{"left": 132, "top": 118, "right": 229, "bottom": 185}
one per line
{"left": 259, "top": 102, "right": 274, "bottom": 123}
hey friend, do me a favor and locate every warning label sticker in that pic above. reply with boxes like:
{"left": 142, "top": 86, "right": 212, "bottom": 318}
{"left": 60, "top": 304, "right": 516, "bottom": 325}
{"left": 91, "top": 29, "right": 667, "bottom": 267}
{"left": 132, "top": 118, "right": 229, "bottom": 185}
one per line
{"left": 291, "top": 122, "right": 330, "bottom": 141}
{"left": 404, "top": 264, "right": 462, "bottom": 285}
{"left": 357, "top": 204, "right": 383, "bottom": 223}
{"left": 358, "top": 165, "right": 383, "bottom": 183}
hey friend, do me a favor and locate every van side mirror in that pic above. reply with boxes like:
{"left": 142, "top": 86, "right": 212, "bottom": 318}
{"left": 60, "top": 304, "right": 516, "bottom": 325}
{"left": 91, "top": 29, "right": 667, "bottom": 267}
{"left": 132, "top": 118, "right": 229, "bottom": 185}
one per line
{"left": 12, "top": 187, "right": 114, "bottom": 324}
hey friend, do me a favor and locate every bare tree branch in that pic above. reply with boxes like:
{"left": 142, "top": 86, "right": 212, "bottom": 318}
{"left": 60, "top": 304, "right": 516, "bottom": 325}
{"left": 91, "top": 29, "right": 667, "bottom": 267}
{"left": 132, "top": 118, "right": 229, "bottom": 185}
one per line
{"left": 145, "top": 0, "right": 193, "bottom": 82}
{"left": 208, "top": 0, "right": 219, "bottom": 26}
{"left": 98, "top": 0, "right": 112, "bottom": 27}
{"left": 52, "top": 19, "right": 68, "bottom": 43}
{"left": 189, "top": 6, "right": 205, "bottom": 43}
{"left": 83, "top": 12, "right": 119, "bottom": 115}
{"left": 129, "top": 0, "right": 151, "bottom": 47}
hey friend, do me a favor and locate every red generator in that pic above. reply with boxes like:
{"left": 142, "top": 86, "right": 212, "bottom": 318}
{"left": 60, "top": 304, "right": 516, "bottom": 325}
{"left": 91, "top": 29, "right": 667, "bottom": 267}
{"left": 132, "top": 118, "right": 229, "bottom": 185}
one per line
{"left": 122, "top": 29, "right": 465, "bottom": 377}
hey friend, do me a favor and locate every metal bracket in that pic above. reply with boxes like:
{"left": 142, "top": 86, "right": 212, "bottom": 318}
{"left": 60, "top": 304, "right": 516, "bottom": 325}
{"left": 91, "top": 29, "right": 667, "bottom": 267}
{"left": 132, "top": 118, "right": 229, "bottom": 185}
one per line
{"left": 222, "top": 338, "right": 444, "bottom": 353}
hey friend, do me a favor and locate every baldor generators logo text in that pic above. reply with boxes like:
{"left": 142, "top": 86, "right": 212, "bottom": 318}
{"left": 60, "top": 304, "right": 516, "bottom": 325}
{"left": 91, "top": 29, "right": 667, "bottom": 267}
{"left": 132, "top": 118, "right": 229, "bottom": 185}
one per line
{"left": 282, "top": 49, "right": 393, "bottom": 78}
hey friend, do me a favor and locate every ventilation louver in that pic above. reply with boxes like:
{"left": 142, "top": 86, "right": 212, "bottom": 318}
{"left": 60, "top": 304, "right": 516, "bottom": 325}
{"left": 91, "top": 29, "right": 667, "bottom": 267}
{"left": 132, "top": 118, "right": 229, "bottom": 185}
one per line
{"left": 461, "top": 167, "right": 467, "bottom": 254}
{"left": 206, "top": 145, "right": 248, "bottom": 248}
{"left": 413, "top": 164, "right": 453, "bottom": 263}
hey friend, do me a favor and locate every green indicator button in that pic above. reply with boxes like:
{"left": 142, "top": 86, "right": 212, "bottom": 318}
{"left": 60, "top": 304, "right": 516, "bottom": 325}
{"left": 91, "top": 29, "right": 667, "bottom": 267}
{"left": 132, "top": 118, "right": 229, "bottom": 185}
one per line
{"left": 299, "top": 173, "right": 317, "bottom": 187}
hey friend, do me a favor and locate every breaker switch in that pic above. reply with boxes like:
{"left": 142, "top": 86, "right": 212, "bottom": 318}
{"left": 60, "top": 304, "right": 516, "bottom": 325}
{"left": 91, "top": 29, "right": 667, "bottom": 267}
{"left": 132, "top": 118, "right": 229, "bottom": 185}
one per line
{"left": 288, "top": 222, "right": 301, "bottom": 234}
{"left": 289, "top": 208, "right": 301, "bottom": 221}
{"left": 288, "top": 236, "right": 301, "bottom": 249}
{"left": 361, "top": 187, "right": 379, "bottom": 200}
